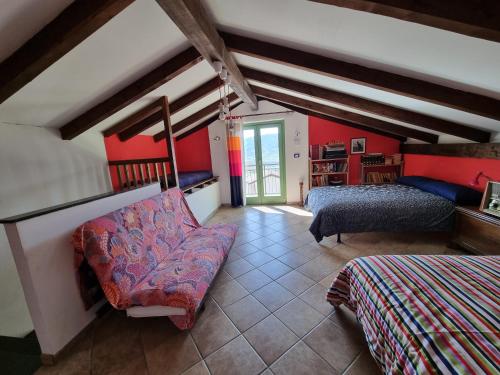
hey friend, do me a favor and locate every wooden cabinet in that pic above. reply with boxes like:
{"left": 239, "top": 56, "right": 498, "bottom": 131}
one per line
{"left": 452, "top": 206, "right": 500, "bottom": 255}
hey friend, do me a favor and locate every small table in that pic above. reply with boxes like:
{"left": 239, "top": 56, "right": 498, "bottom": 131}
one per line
{"left": 451, "top": 206, "right": 500, "bottom": 255}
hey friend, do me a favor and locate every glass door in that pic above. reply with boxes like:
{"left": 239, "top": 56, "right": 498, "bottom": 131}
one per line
{"left": 243, "top": 120, "right": 286, "bottom": 204}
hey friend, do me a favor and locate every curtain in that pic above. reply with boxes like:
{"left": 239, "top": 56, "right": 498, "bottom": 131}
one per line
{"left": 227, "top": 119, "right": 243, "bottom": 207}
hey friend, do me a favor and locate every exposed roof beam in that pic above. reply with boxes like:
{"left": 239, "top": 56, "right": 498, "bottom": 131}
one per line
{"left": 59, "top": 47, "right": 202, "bottom": 139}
{"left": 115, "top": 76, "right": 222, "bottom": 140}
{"left": 310, "top": 0, "right": 500, "bottom": 43}
{"left": 175, "top": 101, "right": 243, "bottom": 141}
{"left": 119, "top": 111, "right": 163, "bottom": 141}
{"left": 154, "top": 92, "right": 239, "bottom": 141}
{"left": 223, "top": 32, "right": 500, "bottom": 121}
{"left": 0, "top": 0, "right": 134, "bottom": 104}
{"left": 241, "top": 67, "right": 491, "bottom": 142}
{"left": 102, "top": 98, "right": 163, "bottom": 137}
{"left": 264, "top": 98, "right": 406, "bottom": 142}
{"left": 155, "top": 0, "right": 257, "bottom": 109}
{"left": 253, "top": 85, "right": 438, "bottom": 143}
{"left": 401, "top": 142, "right": 500, "bottom": 160}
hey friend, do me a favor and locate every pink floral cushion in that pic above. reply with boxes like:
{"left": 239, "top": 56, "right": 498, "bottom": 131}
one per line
{"left": 73, "top": 188, "right": 237, "bottom": 329}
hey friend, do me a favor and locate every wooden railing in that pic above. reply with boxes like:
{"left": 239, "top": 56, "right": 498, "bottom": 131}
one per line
{"left": 108, "top": 157, "right": 172, "bottom": 190}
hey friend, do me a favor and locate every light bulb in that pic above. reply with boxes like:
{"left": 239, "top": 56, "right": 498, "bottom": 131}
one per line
{"left": 218, "top": 103, "right": 225, "bottom": 120}
{"left": 219, "top": 68, "right": 227, "bottom": 80}
{"left": 213, "top": 61, "right": 223, "bottom": 73}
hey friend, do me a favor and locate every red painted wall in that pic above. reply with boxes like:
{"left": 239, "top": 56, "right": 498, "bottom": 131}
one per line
{"left": 308, "top": 116, "right": 401, "bottom": 185}
{"left": 104, "top": 134, "right": 169, "bottom": 190}
{"left": 404, "top": 154, "right": 500, "bottom": 192}
{"left": 104, "top": 129, "right": 212, "bottom": 190}
{"left": 105, "top": 134, "right": 168, "bottom": 161}
{"left": 174, "top": 127, "right": 212, "bottom": 172}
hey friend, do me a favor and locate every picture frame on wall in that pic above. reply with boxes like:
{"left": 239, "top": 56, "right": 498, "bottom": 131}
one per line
{"left": 351, "top": 137, "right": 366, "bottom": 154}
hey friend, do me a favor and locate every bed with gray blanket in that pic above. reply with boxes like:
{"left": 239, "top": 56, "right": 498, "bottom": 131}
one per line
{"left": 306, "top": 184, "right": 456, "bottom": 242}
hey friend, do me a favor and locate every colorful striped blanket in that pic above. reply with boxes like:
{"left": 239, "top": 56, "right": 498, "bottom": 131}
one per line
{"left": 327, "top": 255, "right": 499, "bottom": 374}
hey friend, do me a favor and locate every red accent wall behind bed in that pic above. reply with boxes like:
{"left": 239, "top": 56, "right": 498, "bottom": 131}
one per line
{"left": 308, "top": 116, "right": 401, "bottom": 185}
{"left": 404, "top": 154, "right": 500, "bottom": 192}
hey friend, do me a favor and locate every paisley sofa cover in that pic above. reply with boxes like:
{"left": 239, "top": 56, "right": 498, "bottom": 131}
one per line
{"left": 73, "top": 188, "right": 237, "bottom": 329}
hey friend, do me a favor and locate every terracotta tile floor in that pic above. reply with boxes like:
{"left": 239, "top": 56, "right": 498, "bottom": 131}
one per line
{"left": 36, "top": 205, "right": 463, "bottom": 375}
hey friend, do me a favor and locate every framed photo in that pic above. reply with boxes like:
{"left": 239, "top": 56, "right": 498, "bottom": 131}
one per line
{"left": 351, "top": 137, "right": 366, "bottom": 154}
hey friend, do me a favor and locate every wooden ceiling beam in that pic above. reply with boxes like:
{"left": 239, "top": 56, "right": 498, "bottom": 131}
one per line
{"left": 401, "top": 143, "right": 500, "bottom": 159}
{"left": 114, "top": 76, "right": 222, "bottom": 141}
{"left": 0, "top": 0, "right": 134, "bottom": 104}
{"left": 154, "top": 92, "right": 239, "bottom": 141}
{"left": 102, "top": 98, "right": 163, "bottom": 137}
{"left": 223, "top": 32, "right": 500, "bottom": 121}
{"left": 241, "top": 67, "right": 490, "bottom": 142}
{"left": 253, "top": 85, "right": 438, "bottom": 143}
{"left": 59, "top": 46, "right": 202, "bottom": 139}
{"left": 117, "top": 112, "right": 163, "bottom": 142}
{"left": 155, "top": 0, "right": 257, "bottom": 109}
{"left": 310, "top": 0, "right": 500, "bottom": 43}
{"left": 263, "top": 98, "right": 406, "bottom": 142}
{"left": 175, "top": 101, "right": 243, "bottom": 141}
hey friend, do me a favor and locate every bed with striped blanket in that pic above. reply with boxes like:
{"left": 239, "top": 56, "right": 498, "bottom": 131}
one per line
{"left": 327, "top": 255, "right": 499, "bottom": 374}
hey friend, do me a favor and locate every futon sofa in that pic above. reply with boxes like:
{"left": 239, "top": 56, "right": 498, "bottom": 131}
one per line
{"left": 73, "top": 188, "right": 237, "bottom": 329}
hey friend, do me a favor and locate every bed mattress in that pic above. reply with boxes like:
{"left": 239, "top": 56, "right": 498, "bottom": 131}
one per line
{"left": 328, "top": 255, "right": 499, "bottom": 374}
{"left": 306, "top": 184, "right": 455, "bottom": 242}
{"left": 178, "top": 170, "right": 213, "bottom": 189}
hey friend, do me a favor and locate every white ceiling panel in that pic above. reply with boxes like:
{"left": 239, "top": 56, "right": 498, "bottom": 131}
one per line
{"left": 207, "top": 0, "right": 500, "bottom": 97}
{"left": 0, "top": 0, "right": 188, "bottom": 128}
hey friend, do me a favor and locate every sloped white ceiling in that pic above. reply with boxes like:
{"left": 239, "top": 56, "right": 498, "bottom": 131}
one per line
{"left": 206, "top": 0, "right": 500, "bottom": 98}
{"left": 0, "top": 0, "right": 189, "bottom": 129}
{"left": 236, "top": 54, "right": 500, "bottom": 141}
{"left": 0, "top": 0, "right": 498, "bottom": 144}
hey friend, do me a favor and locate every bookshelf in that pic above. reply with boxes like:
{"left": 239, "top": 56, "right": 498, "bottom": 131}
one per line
{"left": 361, "top": 162, "right": 404, "bottom": 184}
{"left": 309, "top": 156, "right": 350, "bottom": 188}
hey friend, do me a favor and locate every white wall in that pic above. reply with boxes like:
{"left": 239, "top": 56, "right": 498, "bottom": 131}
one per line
{"left": 185, "top": 182, "right": 221, "bottom": 224}
{"left": 0, "top": 125, "right": 111, "bottom": 337}
{"left": 209, "top": 100, "right": 309, "bottom": 204}
{"left": 5, "top": 184, "right": 161, "bottom": 356}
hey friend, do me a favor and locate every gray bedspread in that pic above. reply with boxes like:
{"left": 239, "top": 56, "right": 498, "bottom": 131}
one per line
{"left": 306, "top": 184, "right": 455, "bottom": 242}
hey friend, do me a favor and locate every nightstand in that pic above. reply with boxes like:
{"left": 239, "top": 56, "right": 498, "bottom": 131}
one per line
{"left": 451, "top": 206, "right": 500, "bottom": 255}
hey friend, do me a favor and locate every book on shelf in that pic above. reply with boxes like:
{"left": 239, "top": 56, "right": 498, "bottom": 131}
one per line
{"left": 312, "top": 160, "right": 348, "bottom": 173}
{"left": 312, "top": 175, "right": 345, "bottom": 187}
{"left": 310, "top": 142, "right": 347, "bottom": 159}
{"left": 366, "top": 172, "right": 398, "bottom": 184}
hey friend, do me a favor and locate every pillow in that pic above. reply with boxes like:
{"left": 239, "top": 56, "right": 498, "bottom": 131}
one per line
{"left": 396, "top": 176, "right": 483, "bottom": 205}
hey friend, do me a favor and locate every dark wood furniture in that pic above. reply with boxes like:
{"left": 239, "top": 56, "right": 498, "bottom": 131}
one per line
{"left": 451, "top": 206, "right": 500, "bottom": 255}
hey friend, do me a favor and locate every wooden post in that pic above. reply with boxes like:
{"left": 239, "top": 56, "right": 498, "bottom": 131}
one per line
{"left": 160, "top": 96, "right": 179, "bottom": 187}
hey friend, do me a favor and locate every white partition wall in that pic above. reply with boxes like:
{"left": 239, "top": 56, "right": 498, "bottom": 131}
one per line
{"left": 185, "top": 182, "right": 221, "bottom": 224}
{"left": 4, "top": 183, "right": 161, "bottom": 357}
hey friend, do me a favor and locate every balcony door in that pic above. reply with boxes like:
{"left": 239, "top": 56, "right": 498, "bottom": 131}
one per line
{"left": 243, "top": 120, "right": 286, "bottom": 204}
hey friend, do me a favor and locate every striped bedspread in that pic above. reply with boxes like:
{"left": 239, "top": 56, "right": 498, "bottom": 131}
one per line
{"left": 327, "top": 255, "right": 499, "bottom": 374}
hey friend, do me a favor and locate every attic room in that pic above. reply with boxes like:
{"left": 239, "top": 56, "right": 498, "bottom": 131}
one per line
{"left": 0, "top": 0, "right": 499, "bottom": 374}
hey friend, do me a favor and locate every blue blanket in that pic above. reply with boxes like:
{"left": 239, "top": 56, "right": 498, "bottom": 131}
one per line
{"left": 178, "top": 171, "right": 213, "bottom": 189}
{"left": 306, "top": 184, "right": 455, "bottom": 242}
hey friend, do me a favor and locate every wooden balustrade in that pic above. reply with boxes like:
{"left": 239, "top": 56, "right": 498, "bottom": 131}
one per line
{"left": 108, "top": 157, "right": 172, "bottom": 190}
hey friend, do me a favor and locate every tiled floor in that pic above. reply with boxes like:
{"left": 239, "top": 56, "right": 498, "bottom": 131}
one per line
{"left": 36, "top": 205, "right": 462, "bottom": 375}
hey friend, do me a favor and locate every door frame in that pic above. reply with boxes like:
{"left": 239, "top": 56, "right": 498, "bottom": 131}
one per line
{"left": 243, "top": 120, "right": 287, "bottom": 205}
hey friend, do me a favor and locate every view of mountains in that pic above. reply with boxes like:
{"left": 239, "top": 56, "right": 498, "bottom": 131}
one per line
{"left": 243, "top": 130, "right": 280, "bottom": 165}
